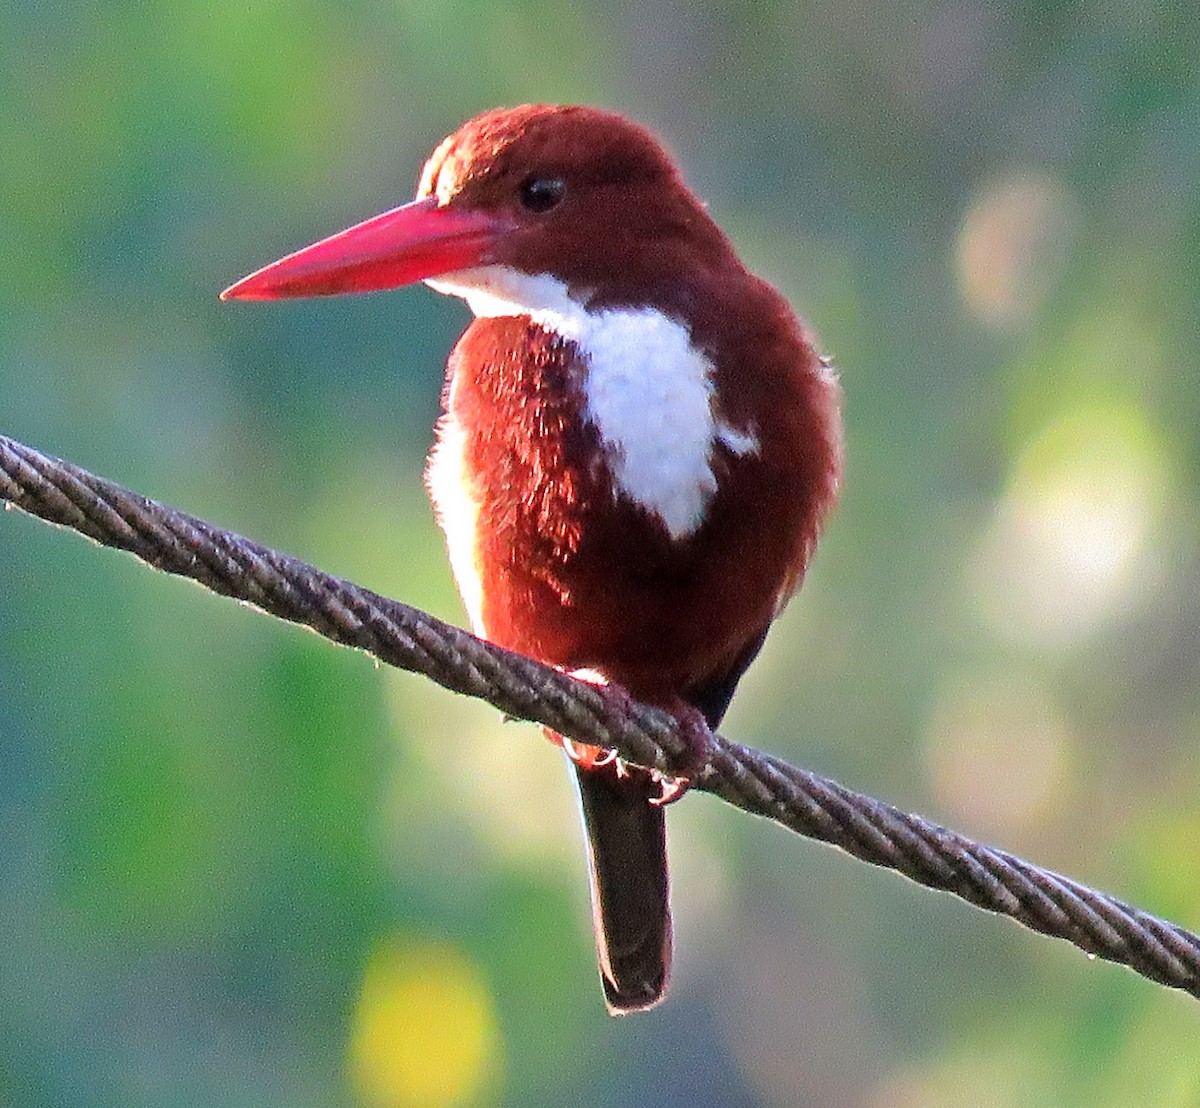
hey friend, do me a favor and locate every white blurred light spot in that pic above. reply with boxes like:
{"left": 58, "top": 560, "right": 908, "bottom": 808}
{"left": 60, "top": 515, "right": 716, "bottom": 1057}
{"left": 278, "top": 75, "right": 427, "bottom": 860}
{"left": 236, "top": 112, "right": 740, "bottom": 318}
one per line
{"left": 925, "top": 671, "right": 1074, "bottom": 838}
{"left": 971, "top": 404, "right": 1168, "bottom": 649}
{"left": 956, "top": 172, "right": 1076, "bottom": 329}
{"left": 667, "top": 804, "right": 737, "bottom": 991}
{"left": 383, "top": 671, "right": 579, "bottom": 869}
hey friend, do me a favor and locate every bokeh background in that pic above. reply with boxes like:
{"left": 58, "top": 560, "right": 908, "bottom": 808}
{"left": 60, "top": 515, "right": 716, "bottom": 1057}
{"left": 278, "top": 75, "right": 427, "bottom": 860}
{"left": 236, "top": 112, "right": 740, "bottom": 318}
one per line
{"left": 2, "top": 1, "right": 1199, "bottom": 1105}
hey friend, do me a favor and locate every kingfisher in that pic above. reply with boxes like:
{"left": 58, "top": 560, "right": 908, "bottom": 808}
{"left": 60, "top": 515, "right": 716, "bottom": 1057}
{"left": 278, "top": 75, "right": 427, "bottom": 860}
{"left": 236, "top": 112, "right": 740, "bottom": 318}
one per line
{"left": 223, "top": 104, "right": 842, "bottom": 1013}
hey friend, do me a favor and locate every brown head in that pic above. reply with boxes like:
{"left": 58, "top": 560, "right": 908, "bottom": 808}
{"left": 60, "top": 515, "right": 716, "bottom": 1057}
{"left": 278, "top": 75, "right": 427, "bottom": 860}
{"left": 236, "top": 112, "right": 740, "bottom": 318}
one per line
{"left": 221, "top": 104, "right": 733, "bottom": 306}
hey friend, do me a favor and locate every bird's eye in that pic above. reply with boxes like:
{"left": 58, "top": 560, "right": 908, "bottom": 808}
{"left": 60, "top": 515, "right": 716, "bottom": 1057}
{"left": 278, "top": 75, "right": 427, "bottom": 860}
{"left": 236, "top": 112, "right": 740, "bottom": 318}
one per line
{"left": 519, "top": 176, "right": 566, "bottom": 213}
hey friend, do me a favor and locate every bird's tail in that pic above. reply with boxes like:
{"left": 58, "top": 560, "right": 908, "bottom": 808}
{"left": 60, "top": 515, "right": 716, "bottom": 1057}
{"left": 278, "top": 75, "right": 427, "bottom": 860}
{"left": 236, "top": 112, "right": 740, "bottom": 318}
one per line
{"left": 571, "top": 757, "right": 671, "bottom": 1014}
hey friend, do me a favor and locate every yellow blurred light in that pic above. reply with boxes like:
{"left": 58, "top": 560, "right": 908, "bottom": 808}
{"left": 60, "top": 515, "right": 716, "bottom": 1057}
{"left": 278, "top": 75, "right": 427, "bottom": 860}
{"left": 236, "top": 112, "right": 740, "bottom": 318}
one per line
{"left": 349, "top": 935, "right": 501, "bottom": 1108}
{"left": 971, "top": 402, "right": 1169, "bottom": 649}
{"left": 866, "top": 1051, "right": 1036, "bottom": 1108}
{"left": 956, "top": 171, "right": 1076, "bottom": 329}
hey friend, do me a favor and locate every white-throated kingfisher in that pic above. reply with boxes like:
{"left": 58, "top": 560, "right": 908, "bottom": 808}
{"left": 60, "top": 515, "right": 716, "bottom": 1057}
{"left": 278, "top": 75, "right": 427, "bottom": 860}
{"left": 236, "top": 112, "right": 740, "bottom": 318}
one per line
{"left": 222, "top": 105, "right": 842, "bottom": 1014}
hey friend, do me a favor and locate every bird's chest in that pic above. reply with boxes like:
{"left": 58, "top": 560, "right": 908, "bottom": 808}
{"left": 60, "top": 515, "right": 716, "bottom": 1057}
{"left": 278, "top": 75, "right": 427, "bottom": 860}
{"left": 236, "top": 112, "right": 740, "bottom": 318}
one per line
{"left": 425, "top": 310, "right": 735, "bottom": 654}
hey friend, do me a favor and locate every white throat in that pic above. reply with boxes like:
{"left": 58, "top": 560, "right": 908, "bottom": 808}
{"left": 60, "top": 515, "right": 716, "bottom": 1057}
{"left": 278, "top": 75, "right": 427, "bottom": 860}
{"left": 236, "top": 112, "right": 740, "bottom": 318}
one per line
{"left": 427, "top": 265, "right": 757, "bottom": 539}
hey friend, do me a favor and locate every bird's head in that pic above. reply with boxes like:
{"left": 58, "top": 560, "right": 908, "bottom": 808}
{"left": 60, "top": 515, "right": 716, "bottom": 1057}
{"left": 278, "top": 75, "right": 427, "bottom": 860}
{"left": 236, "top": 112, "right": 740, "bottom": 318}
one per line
{"left": 221, "top": 105, "right": 728, "bottom": 307}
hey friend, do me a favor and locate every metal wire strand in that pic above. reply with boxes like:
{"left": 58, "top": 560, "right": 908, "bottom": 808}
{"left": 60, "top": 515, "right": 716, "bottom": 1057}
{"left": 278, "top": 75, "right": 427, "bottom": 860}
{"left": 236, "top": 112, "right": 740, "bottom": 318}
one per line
{"left": 3, "top": 431, "right": 1199, "bottom": 997}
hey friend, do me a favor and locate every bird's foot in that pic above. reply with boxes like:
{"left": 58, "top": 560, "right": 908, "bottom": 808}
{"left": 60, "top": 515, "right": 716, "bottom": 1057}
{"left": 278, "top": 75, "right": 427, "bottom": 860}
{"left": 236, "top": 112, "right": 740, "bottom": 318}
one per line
{"left": 557, "top": 734, "right": 619, "bottom": 770}
{"left": 553, "top": 673, "right": 717, "bottom": 806}
{"left": 553, "top": 669, "right": 634, "bottom": 773}
{"left": 648, "top": 700, "right": 717, "bottom": 806}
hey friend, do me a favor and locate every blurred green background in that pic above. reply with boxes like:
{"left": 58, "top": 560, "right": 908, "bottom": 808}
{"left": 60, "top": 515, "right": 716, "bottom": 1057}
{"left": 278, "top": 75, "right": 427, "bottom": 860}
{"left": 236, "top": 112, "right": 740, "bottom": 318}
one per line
{"left": 3, "top": 1, "right": 1199, "bottom": 1105}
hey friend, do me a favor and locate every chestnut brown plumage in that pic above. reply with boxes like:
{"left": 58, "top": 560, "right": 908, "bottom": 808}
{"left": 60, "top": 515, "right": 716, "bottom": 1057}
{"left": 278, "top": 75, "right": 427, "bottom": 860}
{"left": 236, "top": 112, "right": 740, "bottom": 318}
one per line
{"left": 223, "top": 104, "right": 842, "bottom": 1013}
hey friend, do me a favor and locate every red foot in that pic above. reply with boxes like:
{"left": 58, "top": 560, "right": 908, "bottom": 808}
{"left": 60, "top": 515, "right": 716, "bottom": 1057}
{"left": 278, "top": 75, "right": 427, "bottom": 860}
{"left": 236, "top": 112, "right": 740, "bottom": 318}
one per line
{"left": 554, "top": 681, "right": 716, "bottom": 807}
{"left": 559, "top": 735, "right": 619, "bottom": 771}
{"left": 649, "top": 775, "right": 688, "bottom": 807}
{"left": 648, "top": 699, "right": 717, "bottom": 806}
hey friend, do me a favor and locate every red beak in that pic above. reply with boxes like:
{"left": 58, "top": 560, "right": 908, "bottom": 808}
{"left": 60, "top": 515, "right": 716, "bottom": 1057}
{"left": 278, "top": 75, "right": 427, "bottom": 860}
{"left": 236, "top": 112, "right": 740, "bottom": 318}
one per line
{"left": 220, "top": 197, "right": 510, "bottom": 301}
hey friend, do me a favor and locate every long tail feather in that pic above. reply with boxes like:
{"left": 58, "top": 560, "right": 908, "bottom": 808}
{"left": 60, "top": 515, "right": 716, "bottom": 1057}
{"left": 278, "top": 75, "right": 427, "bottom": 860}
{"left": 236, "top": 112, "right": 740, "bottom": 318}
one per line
{"left": 572, "top": 760, "right": 671, "bottom": 1014}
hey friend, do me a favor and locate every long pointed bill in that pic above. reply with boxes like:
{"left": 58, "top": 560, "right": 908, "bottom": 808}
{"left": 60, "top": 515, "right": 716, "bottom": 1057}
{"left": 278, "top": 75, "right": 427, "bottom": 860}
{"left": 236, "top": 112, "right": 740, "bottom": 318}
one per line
{"left": 220, "top": 197, "right": 510, "bottom": 301}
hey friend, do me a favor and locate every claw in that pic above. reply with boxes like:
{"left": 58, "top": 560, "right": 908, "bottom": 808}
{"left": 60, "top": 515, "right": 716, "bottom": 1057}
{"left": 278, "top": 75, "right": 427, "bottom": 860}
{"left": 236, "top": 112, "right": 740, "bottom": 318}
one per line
{"left": 560, "top": 735, "right": 619, "bottom": 770}
{"left": 649, "top": 774, "right": 689, "bottom": 807}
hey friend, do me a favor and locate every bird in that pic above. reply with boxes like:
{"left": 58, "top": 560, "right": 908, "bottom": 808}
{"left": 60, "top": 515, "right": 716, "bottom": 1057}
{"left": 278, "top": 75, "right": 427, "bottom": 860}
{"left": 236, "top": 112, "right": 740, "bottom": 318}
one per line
{"left": 222, "top": 104, "right": 842, "bottom": 1014}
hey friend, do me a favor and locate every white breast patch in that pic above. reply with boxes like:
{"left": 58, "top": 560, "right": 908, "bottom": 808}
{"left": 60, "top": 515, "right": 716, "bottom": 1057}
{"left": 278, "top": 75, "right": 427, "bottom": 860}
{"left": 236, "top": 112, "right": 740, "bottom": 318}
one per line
{"left": 426, "top": 265, "right": 757, "bottom": 539}
{"left": 425, "top": 414, "right": 486, "bottom": 635}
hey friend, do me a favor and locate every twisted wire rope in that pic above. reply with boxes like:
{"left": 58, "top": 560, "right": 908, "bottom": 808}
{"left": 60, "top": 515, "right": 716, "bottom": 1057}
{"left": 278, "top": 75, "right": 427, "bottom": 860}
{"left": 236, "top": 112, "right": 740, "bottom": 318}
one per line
{"left": 2, "top": 431, "right": 1197, "bottom": 996}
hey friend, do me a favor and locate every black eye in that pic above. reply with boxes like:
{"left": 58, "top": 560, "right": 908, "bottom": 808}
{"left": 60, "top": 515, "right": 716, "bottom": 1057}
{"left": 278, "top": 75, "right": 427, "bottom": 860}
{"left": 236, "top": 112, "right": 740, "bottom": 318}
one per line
{"left": 519, "top": 176, "right": 566, "bottom": 213}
